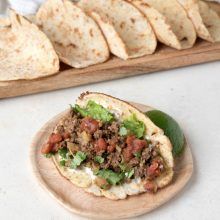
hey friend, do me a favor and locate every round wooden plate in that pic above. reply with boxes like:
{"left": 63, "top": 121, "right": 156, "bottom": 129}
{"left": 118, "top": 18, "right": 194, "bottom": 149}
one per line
{"left": 30, "top": 103, "right": 193, "bottom": 219}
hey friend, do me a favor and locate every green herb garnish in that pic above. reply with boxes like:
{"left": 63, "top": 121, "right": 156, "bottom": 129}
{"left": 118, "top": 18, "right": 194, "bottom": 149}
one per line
{"left": 121, "top": 114, "right": 145, "bottom": 138}
{"left": 74, "top": 100, "right": 114, "bottom": 123}
{"left": 70, "top": 151, "right": 87, "bottom": 169}
{"left": 94, "top": 155, "right": 104, "bottom": 164}
{"left": 59, "top": 160, "right": 66, "bottom": 166}
{"left": 133, "top": 151, "right": 141, "bottom": 158}
{"left": 58, "top": 147, "right": 68, "bottom": 159}
{"left": 125, "top": 169, "right": 134, "bottom": 179}
{"left": 44, "top": 152, "right": 54, "bottom": 158}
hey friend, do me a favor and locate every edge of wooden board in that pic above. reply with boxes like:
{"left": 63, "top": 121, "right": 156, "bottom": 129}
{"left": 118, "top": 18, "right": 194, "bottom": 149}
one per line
{"left": 0, "top": 41, "right": 220, "bottom": 99}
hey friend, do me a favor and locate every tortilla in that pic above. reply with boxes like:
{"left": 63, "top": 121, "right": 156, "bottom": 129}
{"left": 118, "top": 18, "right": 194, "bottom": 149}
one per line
{"left": 0, "top": 10, "right": 59, "bottom": 81}
{"left": 77, "top": 0, "right": 157, "bottom": 58}
{"left": 206, "top": 1, "right": 220, "bottom": 16}
{"left": 127, "top": 0, "right": 181, "bottom": 49}
{"left": 0, "top": 17, "right": 10, "bottom": 27}
{"left": 52, "top": 92, "right": 174, "bottom": 200}
{"left": 177, "top": 0, "right": 213, "bottom": 42}
{"left": 36, "top": 0, "right": 109, "bottom": 68}
{"left": 89, "top": 11, "right": 129, "bottom": 60}
{"left": 198, "top": 0, "right": 220, "bottom": 42}
{"left": 143, "top": 0, "right": 197, "bottom": 49}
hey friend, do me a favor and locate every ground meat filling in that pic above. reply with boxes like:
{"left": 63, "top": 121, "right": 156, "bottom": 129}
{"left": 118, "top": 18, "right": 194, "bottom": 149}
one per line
{"left": 42, "top": 109, "right": 166, "bottom": 188}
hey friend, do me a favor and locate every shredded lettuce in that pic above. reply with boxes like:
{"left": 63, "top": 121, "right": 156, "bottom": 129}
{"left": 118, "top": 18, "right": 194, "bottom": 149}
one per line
{"left": 121, "top": 114, "right": 145, "bottom": 138}
{"left": 58, "top": 147, "right": 68, "bottom": 159}
{"left": 96, "top": 169, "right": 124, "bottom": 185}
{"left": 70, "top": 151, "right": 87, "bottom": 169}
{"left": 74, "top": 100, "right": 114, "bottom": 123}
{"left": 94, "top": 155, "right": 104, "bottom": 164}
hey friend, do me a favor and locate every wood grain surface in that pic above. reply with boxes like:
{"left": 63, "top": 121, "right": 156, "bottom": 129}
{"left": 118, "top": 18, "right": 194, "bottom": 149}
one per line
{"left": 1, "top": 40, "right": 220, "bottom": 99}
{"left": 30, "top": 102, "right": 194, "bottom": 219}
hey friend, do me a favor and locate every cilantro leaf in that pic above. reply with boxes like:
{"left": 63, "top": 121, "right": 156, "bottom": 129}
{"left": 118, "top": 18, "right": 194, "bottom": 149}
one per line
{"left": 121, "top": 114, "right": 145, "bottom": 138}
{"left": 94, "top": 155, "right": 104, "bottom": 164}
{"left": 133, "top": 151, "right": 141, "bottom": 158}
{"left": 59, "top": 160, "right": 66, "bottom": 166}
{"left": 74, "top": 100, "right": 114, "bottom": 122}
{"left": 125, "top": 169, "right": 134, "bottom": 179}
{"left": 70, "top": 151, "right": 87, "bottom": 169}
{"left": 58, "top": 147, "right": 68, "bottom": 159}
{"left": 44, "top": 152, "right": 54, "bottom": 158}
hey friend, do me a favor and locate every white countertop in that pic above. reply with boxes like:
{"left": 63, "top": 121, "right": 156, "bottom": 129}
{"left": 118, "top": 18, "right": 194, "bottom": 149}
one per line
{"left": 1, "top": 61, "right": 220, "bottom": 219}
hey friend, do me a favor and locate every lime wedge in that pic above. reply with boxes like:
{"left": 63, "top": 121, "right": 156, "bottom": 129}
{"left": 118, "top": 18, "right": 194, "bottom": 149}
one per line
{"left": 146, "top": 110, "right": 185, "bottom": 157}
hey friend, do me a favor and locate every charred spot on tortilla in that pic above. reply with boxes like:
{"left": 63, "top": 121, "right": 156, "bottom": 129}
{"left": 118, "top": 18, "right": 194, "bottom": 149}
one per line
{"left": 42, "top": 92, "right": 174, "bottom": 200}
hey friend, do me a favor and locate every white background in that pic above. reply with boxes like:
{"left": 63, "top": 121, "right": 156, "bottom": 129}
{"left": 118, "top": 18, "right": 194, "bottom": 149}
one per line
{"left": 1, "top": 1, "right": 220, "bottom": 220}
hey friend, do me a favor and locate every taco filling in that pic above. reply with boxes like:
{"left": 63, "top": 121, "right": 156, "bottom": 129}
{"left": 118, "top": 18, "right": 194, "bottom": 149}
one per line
{"left": 42, "top": 99, "right": 170, "bottom": 193}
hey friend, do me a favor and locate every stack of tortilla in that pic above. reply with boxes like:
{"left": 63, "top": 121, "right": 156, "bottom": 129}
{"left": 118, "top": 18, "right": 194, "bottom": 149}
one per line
{"left": 0, "top": 0, "right": 219, "bottom": 81}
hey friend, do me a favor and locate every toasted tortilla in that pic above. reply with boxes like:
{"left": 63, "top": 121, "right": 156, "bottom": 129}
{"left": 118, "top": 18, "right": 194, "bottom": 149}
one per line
{"left": 177, "top": 0, "right": 213, "bottom": 42}
{"left": 52, "top": 92, "right": 174, "bottom": 200}
{"left": 143, "top": 0, "right": 196, "bottom": 49}
{"left": 198, "top": 0, "right": 220, "bottom": 42}
{"left": 77, "top": 0, "right": 157, "bottom": 58}
{"left": 36, "top": 0, "right": 109, "bottom": 68}
{"left": 206, "top": 1, "right": 220, "bottom": 16}
{"left": 0, "top": 17, "right": 10, "bottom": 27}
{"left": 127, "top": 0, "right": 181, "bottom": 49}
{"left": 89, "top": 11, "right": 129, "bottom": 60}
{"left": 0, "top": 10, "right": 59, "bottom": 81}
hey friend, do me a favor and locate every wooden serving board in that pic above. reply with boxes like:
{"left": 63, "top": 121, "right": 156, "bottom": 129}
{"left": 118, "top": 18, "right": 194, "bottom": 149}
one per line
{"left": 30, "top": 102, "right": 193, "bottom": 219}
{"left": 0, "top": 40, "right": 220, "bottom": 99}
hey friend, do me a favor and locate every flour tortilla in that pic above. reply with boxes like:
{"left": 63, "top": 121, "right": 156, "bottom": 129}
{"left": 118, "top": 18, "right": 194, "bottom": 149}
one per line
{"left": 0, "top": 17, "right": 10, "bottom": 27}
{"left": 36, "top": 0, "right": 109, "bottom": 68}
{"left": 89, "top": 11, "right": 129, "bottom": 60}
{"left": 77, "top": 0, "right": 157, "bottom": 58}
{"left": 177, "top": 0, "right": 213, "bottom": 42}
{"left": 143, "top": 0, "right": 196, "bottom": 49}
{"left": 52, "top": 92, "right": 174, "bottom": 200}
{"left": 206, "top": 1, "right": 220, "bottom": 16}
{"left": 198, "top": 0, "right": 220, "bottom": 42}
{"left": 0, "top": 10, "right": 59, "bottom": 81}
{"left": 127, "top": 0, "right": 181, "bottom": 49}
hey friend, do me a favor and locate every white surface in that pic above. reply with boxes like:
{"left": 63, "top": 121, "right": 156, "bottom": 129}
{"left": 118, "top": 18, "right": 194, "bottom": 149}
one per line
{"left": 0, "top": 61, "right": 220, "bottom": 219}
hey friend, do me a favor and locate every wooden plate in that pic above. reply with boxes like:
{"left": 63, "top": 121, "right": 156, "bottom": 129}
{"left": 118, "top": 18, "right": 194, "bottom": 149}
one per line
{"left": 1, "top": 40, "right": 220, "bottom": 99}
{"left": 30, "top": 103, "right": 193, "bottom": 219}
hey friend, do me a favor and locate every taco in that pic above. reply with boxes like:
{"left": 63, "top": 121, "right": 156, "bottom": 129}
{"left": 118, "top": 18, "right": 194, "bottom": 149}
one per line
{"left": 178, "top": 0, "right": 220, "bottom": 42}
{"left": 41, "top": 92, "right": 174, "bottom": 200}
{"left": 206, "top": 1, "right": 220, "bottom": 16}
{"left": 0, "top": 10, "right": 59, "bottom": 81}
{"left": 197, "top": 0, "right": 220, "bottom": 42}
{"left": 36, "top": 0, "right": 109, "bottom": 68}
{"left": 77, "top": 0, "right": 157, "bottom": 58}
{"left": 142, "top": 0, "right": 197, "bottom": 49}
{"left": 127, "top": 0, "right": 182, "bottom": 49}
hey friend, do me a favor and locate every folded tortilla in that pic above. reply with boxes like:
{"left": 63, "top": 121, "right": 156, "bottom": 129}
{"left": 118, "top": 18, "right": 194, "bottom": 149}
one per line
{"left": 0, "top": 10, "right": 59, "bottom": 81}
{"left": 178, "top": 0, "right": 220, "bottom": 42}
{"left": 206, "top": 1, "right": 220, "bottom": 16}
{"left": 52, "top": 92, "right": 174, "bottom": 200}
{"left": 77, "top": 0, "right": 157, "bottom": 58}
{"left": 127, "top": 0, "right": 182, "bottom": 49}
{"left": 143, "top": 0, "right": 197, "bottom": 49}
{"left": 36, "top": 0, "right": 109, "bottom": 68}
